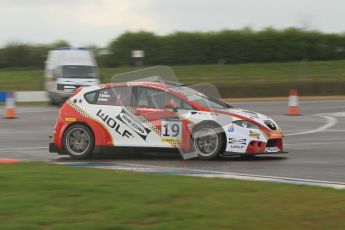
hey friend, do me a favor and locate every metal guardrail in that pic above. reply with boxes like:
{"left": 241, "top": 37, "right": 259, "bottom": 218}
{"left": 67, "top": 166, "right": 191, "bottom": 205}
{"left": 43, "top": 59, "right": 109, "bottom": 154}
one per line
{"left": 0, "top": 91, "right": 49, "bottom": 103}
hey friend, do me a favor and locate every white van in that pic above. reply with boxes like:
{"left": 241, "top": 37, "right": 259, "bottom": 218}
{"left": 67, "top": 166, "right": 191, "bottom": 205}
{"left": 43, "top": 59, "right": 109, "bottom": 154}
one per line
{"left": 44, "top": 47, "right": 100, "bottom": 104}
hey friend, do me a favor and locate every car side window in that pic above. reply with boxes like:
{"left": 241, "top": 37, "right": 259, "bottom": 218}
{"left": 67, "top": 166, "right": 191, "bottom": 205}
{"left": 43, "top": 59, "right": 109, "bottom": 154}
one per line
{"left": 92, "top": 86, "right": 132, "bottom": 106}
{"left": 96, "top": 88, "right": 116, "bottom": 105}
{"left": 112, "top": 86, "right": 133, "bottom": 106}
{"left": 84, "top": 90, "right": 99, "bottom": 104}
{"left": 136, "top": 87, "right": 157, "bottom": 108}
{"left": 152, "top": 91, "right": 194, "bottom": 110}
{"left": 135, "top": 87, "right": 194, "bottom": 110}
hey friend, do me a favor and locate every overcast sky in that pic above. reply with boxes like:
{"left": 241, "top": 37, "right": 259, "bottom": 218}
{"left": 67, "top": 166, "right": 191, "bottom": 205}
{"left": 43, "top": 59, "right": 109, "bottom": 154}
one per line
{"left": 0, "top": 0, "right": 344, "bottom": 47}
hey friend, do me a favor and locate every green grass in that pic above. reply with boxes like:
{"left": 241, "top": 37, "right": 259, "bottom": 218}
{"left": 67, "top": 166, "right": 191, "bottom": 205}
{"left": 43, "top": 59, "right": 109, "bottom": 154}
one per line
{"left": 101, "top": 60, "right": 345, "bottom": 85}
{"left": 0, "top": 101, "right": 49, "bottom": 107}
{"left": 1, "top": 60, "right": 345, "bottom": 91}
{"left": 1, "top": 162, "right": 345, "bottom": 229}
{"left": 2, "top": 60, "right": 345, "bottom": 97}
{"left": 0, "top": 69, "right": 44, "bottom": 91}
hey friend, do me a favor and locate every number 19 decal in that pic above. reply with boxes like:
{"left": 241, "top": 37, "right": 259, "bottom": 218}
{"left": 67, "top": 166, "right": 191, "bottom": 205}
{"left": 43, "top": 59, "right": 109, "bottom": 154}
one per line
{"left": 161, "top": 120, "right": 182, "bottom": 142}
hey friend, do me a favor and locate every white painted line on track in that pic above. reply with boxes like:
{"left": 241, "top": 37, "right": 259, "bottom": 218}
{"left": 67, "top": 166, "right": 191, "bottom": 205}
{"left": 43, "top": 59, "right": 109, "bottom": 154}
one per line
{"left": 0, "top": 131, "right": 50, "bottom": 134}
{"left": 122, "top": 164, "right": 345, "bottom": 189}
{"left": 285, "top": 141, "right": 345, "bottom": 146}
{"left": 57, "top": 162, "right": 345, "bottom": 190}
{"left": 16, "top": 109, "right": 58, "bottom": 114}
{"left": 320, "top": 130, "right": 345, "bottom": 132}
{"left": 286, "top": 114, "right": 337, "bottom": 136}
{"left": 327, "top": 112, "right": 345, "bottom": 117}
{"left": 0, "top": 129, "right": 14, "bottom": 132}
{"left": 0, "top": 147, "right": 48, "bottom": 151}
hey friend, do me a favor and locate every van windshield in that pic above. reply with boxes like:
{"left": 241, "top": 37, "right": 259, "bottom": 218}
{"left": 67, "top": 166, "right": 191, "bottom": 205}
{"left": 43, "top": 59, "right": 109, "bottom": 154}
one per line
{"left": 62, "top": 65, "right": 98, "bottom": 78}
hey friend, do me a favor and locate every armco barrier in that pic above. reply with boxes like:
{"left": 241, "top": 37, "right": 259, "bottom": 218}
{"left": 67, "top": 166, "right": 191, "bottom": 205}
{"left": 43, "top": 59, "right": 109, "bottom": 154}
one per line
{"left": 16, "top": 91, "right": 49, "bottom": 102}
{"left": 0, "top": 91, "right": 49, "bottom": 103}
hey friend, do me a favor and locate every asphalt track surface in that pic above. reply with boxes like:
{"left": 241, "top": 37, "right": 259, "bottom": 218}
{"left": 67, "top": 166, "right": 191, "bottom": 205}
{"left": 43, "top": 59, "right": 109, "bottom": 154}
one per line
{"left": 1, "top": 100, "right": 345, "bottom": 183}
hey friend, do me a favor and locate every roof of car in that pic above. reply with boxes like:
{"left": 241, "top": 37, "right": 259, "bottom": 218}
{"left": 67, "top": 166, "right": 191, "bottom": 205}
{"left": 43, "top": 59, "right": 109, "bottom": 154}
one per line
{"left": 101, "top": 81, "right": 184, "bottom": 91}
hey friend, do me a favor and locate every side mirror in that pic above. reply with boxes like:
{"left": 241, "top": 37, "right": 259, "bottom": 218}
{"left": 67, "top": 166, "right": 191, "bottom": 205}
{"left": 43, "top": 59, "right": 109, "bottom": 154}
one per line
{"left": 164, "top": 101, "right": 178, "bottom": 112}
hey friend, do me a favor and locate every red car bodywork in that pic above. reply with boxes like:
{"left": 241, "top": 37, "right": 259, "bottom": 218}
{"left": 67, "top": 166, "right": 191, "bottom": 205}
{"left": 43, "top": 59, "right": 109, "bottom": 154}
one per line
{"left": 51, "top": 82, "right": 283, "bottom": 155}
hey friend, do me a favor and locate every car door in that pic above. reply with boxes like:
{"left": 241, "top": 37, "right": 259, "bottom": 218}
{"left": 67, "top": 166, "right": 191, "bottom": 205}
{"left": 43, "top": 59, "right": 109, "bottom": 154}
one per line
{"left": 132, "top": 86, "right": 194, "bottom": 147}
{"left": 86, "top": 86, "right": 135, "bottom": 147}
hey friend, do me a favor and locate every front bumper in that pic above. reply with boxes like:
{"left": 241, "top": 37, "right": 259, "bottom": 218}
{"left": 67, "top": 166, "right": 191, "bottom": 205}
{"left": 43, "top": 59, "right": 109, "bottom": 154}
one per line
{"left": 49, "top": 143, "right": 65, "bottom": 155}
{"left": 49, "top": 143, "right": 58, "bottom": 153}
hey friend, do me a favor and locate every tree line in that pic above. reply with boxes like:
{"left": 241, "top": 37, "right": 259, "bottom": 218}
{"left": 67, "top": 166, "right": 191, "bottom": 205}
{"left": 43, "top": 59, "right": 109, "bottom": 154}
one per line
{"left": 1, "top": 28, "right": 345, "bottom": 68}
{"left": 0, "top": 40, "right": 70, "bottom": 68}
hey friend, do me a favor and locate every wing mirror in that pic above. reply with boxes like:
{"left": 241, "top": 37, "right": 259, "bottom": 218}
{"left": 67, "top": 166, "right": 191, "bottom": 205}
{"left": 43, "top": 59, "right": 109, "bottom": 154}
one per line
{"left": 164, "top": 101, "right": 178, "bottom": 112}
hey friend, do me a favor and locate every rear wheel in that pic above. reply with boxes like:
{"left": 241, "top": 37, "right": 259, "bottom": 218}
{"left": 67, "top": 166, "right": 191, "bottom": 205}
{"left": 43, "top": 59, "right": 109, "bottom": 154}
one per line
{"left": 192, "top": 123, "right": 225, "bottom": 160}
{"left": 63, "top": 124, "right": 94, "bottom": 159}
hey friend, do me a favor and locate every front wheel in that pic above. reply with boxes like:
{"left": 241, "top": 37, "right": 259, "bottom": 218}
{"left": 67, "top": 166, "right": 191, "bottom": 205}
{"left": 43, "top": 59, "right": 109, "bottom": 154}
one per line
{"left": 192, "top": 123, "right": 225, "bottom": 160}
{"left": 63, "top": 124, "right": 94, "bottom": 159}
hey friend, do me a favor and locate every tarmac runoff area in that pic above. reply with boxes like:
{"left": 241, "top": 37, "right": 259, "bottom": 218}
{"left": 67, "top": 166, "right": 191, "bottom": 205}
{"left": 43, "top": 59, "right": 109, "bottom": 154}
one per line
{"left": 1, "top": 100, "right": 345, "bottom": 189}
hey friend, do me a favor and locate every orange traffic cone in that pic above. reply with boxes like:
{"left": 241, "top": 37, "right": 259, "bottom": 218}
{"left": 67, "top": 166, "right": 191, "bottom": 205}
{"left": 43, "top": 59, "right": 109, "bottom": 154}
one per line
{"left": 0, "top": 158, "right": 19, "bottom": 164}
{"left": 287, "top": 89, "right": 300, "bottom": 116}
{"left": 4, "top": 92, "right": 16, "bottom": 119}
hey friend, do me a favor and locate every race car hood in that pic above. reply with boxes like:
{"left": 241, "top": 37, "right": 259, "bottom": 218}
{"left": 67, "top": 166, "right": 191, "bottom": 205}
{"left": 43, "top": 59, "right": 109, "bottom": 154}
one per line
{"left": 213, "top": 108, "right": 280, "bottom": 132}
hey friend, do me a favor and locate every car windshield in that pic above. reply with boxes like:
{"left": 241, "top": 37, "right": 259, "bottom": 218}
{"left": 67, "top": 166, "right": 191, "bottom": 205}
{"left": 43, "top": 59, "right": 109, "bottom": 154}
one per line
{"left": 170, "top": 86, "right": 233, "bottom": 109}
{"left": 62, "top": 65, "right": 98, "bottom": 78}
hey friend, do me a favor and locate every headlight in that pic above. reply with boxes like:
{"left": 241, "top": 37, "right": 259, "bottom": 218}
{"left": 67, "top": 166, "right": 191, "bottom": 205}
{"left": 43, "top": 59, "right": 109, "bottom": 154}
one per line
{"left": 233, "top": 120, "right": 259, "bottom": 129}
{"left": 264, "top": 120, "right": 278, "bottom": 131}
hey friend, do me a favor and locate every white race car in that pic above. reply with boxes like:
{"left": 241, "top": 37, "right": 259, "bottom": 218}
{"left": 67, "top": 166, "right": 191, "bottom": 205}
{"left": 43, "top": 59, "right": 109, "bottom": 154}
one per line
{"left": 49, "top": 81, "right": 284, "bottom": 159}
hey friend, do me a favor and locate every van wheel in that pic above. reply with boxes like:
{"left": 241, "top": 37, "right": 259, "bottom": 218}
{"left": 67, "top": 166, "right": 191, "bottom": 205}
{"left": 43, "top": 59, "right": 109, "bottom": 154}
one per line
{"left": 49, "top": 97, "right": 57, "bottom": 106}
{"left": 63, "top": 124, "right": 94, "bottom": 159}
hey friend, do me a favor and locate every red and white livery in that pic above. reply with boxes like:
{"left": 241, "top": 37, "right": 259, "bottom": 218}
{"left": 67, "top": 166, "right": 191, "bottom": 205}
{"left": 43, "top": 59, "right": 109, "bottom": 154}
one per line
{"left": 49, "top": 81, "right": 284, "bottom": 159}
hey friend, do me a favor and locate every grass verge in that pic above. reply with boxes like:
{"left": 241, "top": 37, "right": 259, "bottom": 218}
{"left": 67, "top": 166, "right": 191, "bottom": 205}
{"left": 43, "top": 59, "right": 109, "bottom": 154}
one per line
{"left": 1, "top": 60, "right": 345, "bottom": 97}
{"left": 0, "top": 101, "right": 49, "bottom": 107}
{"left": 0, "top": 162, "right": 345, "bottom": 229}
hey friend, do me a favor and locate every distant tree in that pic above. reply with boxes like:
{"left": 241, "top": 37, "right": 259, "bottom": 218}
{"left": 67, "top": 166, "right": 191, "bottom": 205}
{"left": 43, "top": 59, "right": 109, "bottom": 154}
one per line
{"left": 2, "top": 28, "right": 345, "bottom": 69}
{"left": 108, "top": 31, "right": 161, "bottom": 66}
{"left": 49, "top": 40, "right": 70, "bottom": 49}
{"left": 0, "top": 43, "right": 31, "bottom": 67}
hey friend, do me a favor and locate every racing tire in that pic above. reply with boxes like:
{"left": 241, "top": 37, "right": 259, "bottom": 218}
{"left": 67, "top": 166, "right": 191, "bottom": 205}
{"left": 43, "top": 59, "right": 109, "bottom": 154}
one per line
{"left": 191, "top": 123, "right": 225, "bottom": 160}
{"left": 63, "top": 124, "right": 94, "bottom": 159}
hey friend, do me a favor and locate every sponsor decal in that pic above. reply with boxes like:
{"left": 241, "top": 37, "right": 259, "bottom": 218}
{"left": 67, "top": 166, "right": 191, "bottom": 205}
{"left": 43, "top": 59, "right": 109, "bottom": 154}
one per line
{"left": 98, "top": 90, "right": 111, "bottom": 102}
{"left": 98, "top": 95, "right": 110, "bottom": 101}
{"left": 249, "top": 130, "right": 260, "bottom": 139}
{"left": 227, "top": 124, "right": 234, "bottom": 132}
{"left": 96, "top": 109, "right": 132, "bottom": 138}
{"left": 116, "top": 109, "right": 151, "bottom": 140}
{"left": 228, "top": 138, "right": 246, "bottom": 145}
{"left": 161, "top": 138, "right": 181, "bottom": 144}
{"left": 65, "top": 117, "right": 77, "bottom": 122}
{"left": 228, "top": 138, "right": 246, "bottom": 150}
{"left": 230, "top": 145, "right": 245, "bottom": 149}
{"left": 265, "top": 147, "right": 280, "bottom": 153}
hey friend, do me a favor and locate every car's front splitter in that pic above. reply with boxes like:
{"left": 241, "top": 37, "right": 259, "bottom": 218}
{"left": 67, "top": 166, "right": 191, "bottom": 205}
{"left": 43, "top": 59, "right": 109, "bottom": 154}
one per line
{"left": 222, "top": 151, "right": 288, "bottom": 157}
